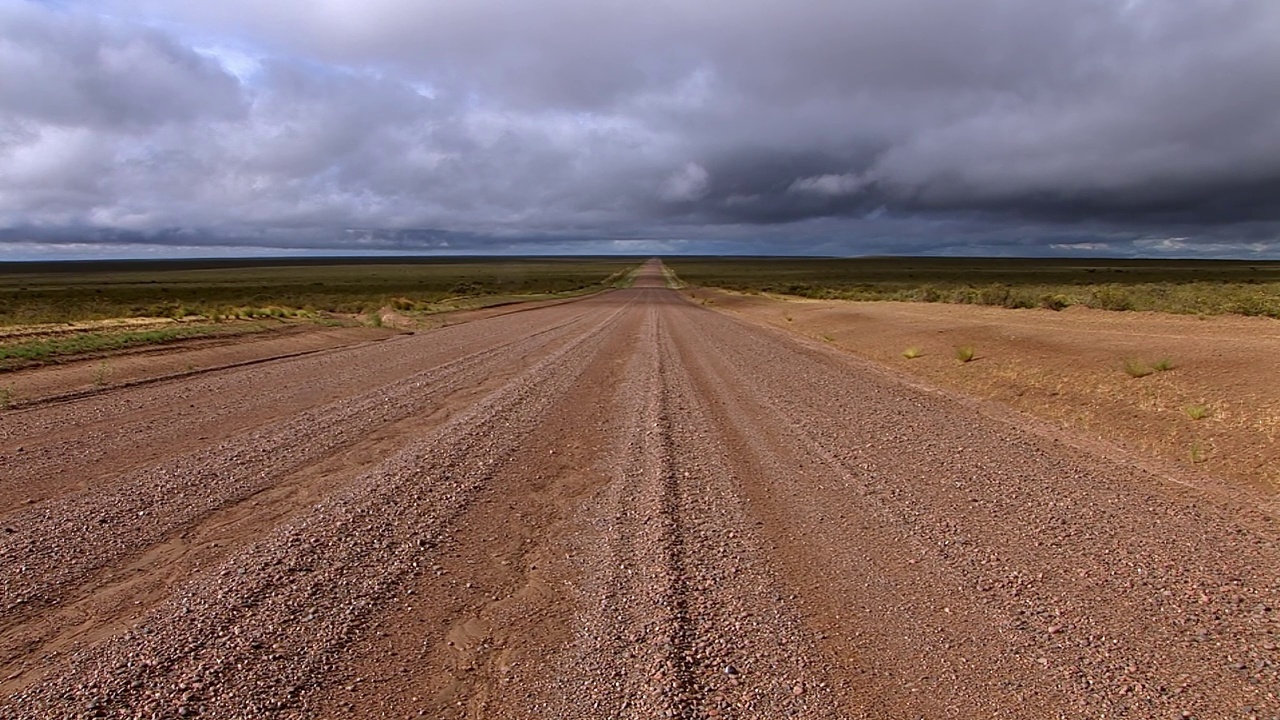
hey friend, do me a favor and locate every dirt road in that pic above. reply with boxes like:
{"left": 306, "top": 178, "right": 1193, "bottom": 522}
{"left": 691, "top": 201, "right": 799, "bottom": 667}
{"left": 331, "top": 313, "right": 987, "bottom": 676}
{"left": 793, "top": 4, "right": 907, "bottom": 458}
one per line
{"left": 2, "top": 260, "right": 1278, "bottom": 719}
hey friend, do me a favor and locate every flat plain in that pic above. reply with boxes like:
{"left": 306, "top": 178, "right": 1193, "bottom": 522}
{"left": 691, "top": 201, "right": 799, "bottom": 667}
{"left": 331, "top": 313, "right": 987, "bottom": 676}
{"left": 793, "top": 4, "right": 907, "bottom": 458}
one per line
{"left": 2, "top": 259, "right": 1279, "bottom": 719}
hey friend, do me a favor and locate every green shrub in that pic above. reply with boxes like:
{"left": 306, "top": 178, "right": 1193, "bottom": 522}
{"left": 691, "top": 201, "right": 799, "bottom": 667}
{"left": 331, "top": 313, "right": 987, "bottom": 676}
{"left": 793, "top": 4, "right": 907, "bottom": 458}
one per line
{"left": 1039, "top": 294, "right": 1070, "bottom": 311}
{"left": 92, "top": 361, "right": 111, "bottom": 387}
{"left": 1087, "top": 286, "right": 1134, "bottom": 311}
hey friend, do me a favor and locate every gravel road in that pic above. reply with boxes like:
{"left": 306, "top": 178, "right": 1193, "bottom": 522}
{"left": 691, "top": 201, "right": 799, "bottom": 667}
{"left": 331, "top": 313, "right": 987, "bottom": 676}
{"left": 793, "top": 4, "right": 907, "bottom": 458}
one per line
{"left": 2, "top": 260, "right": 1278, "bottom": 719}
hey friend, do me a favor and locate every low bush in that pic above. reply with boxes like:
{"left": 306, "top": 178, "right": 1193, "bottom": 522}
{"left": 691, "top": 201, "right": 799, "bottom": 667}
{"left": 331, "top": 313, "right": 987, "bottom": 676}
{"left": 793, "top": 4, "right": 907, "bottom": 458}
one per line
{"left": 1123, "top": 359, "right": 1153, "bottom": 378}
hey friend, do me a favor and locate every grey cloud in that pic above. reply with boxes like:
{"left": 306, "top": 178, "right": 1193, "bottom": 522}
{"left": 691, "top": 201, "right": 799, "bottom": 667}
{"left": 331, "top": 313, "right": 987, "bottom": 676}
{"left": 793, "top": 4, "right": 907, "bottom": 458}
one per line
{"left": 659, "top": 163, "right": 710, "bottom": 203}
{"left": 0, "top": 2, "right": 244, "bottom": 130}
{"left": 3, "top": 0, "right": 1280, "bottom": 257}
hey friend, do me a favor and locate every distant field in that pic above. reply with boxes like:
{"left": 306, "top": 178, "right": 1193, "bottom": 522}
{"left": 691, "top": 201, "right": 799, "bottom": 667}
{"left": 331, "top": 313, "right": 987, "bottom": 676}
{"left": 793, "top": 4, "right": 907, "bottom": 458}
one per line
{"left": 0, "top": 257, "right": 641, "bottom": 326}
{"left": 665, "top": 257, "right": 1280, "bottom": 316}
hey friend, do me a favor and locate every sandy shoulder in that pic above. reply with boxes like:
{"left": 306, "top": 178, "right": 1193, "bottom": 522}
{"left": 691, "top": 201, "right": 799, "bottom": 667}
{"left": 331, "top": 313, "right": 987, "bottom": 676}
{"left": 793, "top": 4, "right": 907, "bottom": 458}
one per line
{"left": 690, "top": 287, "right": 1280, "bottom": 511}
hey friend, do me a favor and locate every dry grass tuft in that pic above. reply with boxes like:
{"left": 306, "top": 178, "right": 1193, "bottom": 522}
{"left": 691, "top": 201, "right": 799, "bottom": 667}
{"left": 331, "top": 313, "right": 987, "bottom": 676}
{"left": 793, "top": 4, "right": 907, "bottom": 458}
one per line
{"left": 1123, "top": 358, "right": 1154, "bottom": 378}
{"left": 1184, "top": 404, "right": 1211, "bottom": 420}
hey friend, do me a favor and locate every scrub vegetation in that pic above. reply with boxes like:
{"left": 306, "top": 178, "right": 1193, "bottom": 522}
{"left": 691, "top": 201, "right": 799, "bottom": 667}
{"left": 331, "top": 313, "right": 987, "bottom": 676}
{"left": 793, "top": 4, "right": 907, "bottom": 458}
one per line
{"left": 0, "top": 257, "right": 639, "bottom": 368}
{"left": 0, "top": 257, "right": 641, "bottom": 326}
{"left": 665, "top": 257, "right": 1280, "bottom": 317}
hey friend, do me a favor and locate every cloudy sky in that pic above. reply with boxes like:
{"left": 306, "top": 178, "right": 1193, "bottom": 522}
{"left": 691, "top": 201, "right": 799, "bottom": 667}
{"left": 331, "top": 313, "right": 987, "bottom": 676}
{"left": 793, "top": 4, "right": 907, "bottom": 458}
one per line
{"left": 2, "top": 0, "right": 1279, "bottom": 259}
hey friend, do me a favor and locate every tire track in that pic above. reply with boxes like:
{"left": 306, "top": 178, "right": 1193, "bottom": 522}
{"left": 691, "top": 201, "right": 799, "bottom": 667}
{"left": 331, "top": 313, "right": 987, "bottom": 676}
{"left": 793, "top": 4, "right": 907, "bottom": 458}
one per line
{"left": 0, "top": 301, "right": 599, "bottom": 511}
{"left": 543, "top": 301, "right": 671, "bottom": 718}
{"left": 542, "top": 291, "right": 835, "bottom": 719}
{"left": 298, "top": 290, "right": 653, "bottom": 719}
{"left": 0, "top": 302, "right": 611, "bottom": 682}
{"left": 677, "top": 296, "right": 1280, "bottom": 718}
{"left": 652, "top": 298, "right": 838, "bottom": 719}
{"left": 4, "top": 289, "right": 638, "bottom": 719}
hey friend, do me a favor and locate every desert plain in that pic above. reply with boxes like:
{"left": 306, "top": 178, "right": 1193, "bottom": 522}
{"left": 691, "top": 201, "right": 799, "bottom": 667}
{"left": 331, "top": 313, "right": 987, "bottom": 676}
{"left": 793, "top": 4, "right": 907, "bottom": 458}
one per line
{"left": 1, "top": 259, "right": 1278, "bottom": 719}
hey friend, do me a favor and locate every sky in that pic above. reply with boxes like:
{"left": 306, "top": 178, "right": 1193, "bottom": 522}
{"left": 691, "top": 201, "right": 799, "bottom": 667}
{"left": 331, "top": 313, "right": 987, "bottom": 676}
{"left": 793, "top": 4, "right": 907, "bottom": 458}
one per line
{"left": 1, "top": 0, "right": 1279, "bottom": 259}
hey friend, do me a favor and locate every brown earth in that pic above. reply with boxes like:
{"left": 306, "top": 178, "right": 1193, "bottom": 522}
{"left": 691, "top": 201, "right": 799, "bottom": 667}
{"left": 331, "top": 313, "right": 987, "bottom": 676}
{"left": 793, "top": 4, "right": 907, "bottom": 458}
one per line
{"left": 1, "top": 260, "right": 1278, "bottom": 719}
{"left": 0, "top": 325, "right": 402, "bottom": 406}
{"left": 692, "top": 288, "right": 1280, "bottom": 512}
{"left": 0, "top": 292, "right": 595, "bottom": 407}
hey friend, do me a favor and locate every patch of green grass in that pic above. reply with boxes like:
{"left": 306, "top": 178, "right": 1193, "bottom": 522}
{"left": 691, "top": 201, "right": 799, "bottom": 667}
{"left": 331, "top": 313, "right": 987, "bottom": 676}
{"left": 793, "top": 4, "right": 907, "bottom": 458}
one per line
{"left": 0, "top": 324, "right": 261, "bottom": 367}
{"left": 1190, "top": 442, "right": 1208, "bottom": 464}
{"left": 0, "top": 385, "right": 10, "bottom": 409}
{"left": 954, "top": 345, "right": 976, "bottom": 363}
{"left": 1123, "top": 358, "right": 1154, "bottom": 378}
{"left": 1184, "top": 404, "right": 1211, "bottom": 420}
{"left": 1152, "top": 357, "right": 1175, "bottom": 372}
{"left": 902, "top": 346, "right": 923, "bottom": 359}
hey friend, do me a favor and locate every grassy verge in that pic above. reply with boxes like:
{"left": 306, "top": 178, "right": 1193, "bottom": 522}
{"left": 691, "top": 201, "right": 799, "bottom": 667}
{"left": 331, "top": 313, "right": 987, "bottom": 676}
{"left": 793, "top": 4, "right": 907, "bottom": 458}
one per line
{"left": 0, "top": 324, "right": 268, "bottom": 367}
{"left": 666, "top": 257, "right": 1280, "bottom": 317}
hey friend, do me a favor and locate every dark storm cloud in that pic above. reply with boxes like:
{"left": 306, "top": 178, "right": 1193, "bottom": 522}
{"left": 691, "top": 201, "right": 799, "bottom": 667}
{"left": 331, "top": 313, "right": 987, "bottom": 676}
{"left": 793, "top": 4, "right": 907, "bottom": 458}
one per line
{"left": 2, "top": 0, "right": 1280, "bottom": 257}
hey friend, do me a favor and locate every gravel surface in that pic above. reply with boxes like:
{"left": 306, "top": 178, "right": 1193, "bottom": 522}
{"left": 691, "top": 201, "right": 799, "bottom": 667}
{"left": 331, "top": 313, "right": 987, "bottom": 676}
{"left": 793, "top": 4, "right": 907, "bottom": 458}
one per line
{"left": 2, "top": 260, "right": 1278, "bottom": 718}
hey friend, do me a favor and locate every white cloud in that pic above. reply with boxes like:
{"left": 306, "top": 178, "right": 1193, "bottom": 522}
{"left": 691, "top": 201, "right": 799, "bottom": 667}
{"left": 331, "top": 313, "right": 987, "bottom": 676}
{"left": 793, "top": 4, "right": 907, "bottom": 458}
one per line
{"left": 788, "top": 172, "right": 871, "bottom": 197}
{"left": 660, "top": 162, "right": 709, "bottom": 202}
{"left": 195, "top": 45, "right": 263, "bottom": 81}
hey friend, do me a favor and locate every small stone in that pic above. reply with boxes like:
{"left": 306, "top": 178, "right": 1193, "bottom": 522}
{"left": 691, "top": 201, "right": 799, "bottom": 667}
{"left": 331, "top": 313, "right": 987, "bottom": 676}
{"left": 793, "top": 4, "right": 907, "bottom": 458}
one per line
{"left": 723, "top": 665, "right": 738, "bottom": 676}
